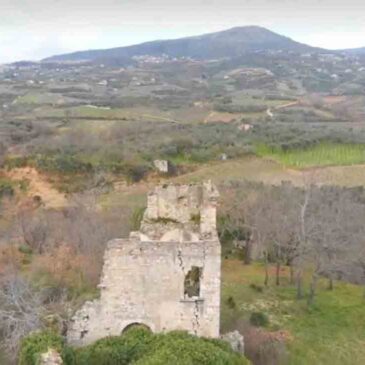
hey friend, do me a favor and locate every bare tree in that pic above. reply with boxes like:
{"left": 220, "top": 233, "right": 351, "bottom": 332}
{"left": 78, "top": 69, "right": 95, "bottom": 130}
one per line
{"left": 303, "top": 186, "right": 365, "bottom": 305}
{"left": 0, "top": 274, "right": 45, "bottom": 361}
{"left": 220, "top": 179, "right": 365, "bottom": 304}
{"left": 219, "top": 181, "right": 304, "bottom": 286}
{"left": 17, "top": 209, "right": 50, "bottom": 254}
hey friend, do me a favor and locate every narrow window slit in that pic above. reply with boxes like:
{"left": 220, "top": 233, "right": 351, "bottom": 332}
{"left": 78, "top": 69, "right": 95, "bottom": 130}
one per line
{"left": 184, "top": 266, "right": 202, "bottom": 298}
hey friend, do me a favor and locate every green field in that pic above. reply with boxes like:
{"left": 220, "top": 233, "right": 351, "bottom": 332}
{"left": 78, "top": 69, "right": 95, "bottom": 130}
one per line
{"left": 15, "top": 91, "right": 64, "bottom": 105}
{"left": 256, "top": 143, "right": 365, "bottom": 168}
{"left": 221, "top": 260, "right": 365, "bottom": 365}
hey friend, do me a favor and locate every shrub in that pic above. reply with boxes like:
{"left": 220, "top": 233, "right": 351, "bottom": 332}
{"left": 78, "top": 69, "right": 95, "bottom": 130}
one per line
{"left": 131, "top": 207, "right": 146, "bottom": 231}
{"left": 249, "top": 283, "right": 264, "bottom": 293}
{"left": 0, "top": 179, "right": 14, "bottom": 198}
{"left": 133, "top": 331, "right": 248, "bottom": 365}
{"left": 250, "top": 312, "right": 269, "bottom": 327}
{"left": 19, "top": 179, "right": 30, "bottom": 192}
{"left": 4, "top": 156, "right": 29, "bottom": 169}
{"left": 122, "top": 162, "right": 150, "bottom": 183}
{"left": 18, "top": 331, "right": 64, "bottom": 365}
{"left": 227, "top": 296, "right": 237, "bottom": 309}
{"left": 73, "top": 327, "right": 153, "bottom": 365}
{"left": 159, "top": 138, "right": 195, "bottom": 157}
{"left": 18, "top": 245, "right": 33, "bottom": 255}
{"left": 19, "top": 328, "right": 249, "bottom": 365}
{"left": 35, "top": 154, "right": 93, "bottom": 174}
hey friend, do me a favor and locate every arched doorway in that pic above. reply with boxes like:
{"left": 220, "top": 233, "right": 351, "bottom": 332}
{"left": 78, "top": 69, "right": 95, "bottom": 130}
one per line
{"left": 122, "top": 322, "right": 152, "bottom": 334}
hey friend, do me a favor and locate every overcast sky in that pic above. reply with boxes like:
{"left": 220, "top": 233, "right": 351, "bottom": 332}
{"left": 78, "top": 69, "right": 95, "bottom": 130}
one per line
{"left": 1, "top": 0, "right": 365, "bottom": 63}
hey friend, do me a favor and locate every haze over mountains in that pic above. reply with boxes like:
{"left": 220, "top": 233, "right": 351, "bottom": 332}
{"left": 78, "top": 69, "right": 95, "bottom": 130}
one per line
{"left": 343, "top": 47, "right": 365, "bottom": 55}
{"left": 43, "top": 26, "right": 323, "bottom": 64}
{"left": 41, "top": 26, "right": 365, "bottom": 65}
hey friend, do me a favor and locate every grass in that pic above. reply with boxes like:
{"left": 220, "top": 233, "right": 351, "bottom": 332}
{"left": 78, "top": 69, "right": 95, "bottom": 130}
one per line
{"left": 221, "top": 259, "right": 365, "bottom": 365}
{"left": 33, "top": 105, "right": 181, "bottom": 123}
{"left": 100, "top": 154, "right": 365, "bottom": 213}
{"left": 0, "top": 177, "right": 15, "bottom": 198}
{"left": 256, "top": 143, "right": 365, "bottom": 168}
{"left": 15, "top": 92, "right": 62, "bottom": 105}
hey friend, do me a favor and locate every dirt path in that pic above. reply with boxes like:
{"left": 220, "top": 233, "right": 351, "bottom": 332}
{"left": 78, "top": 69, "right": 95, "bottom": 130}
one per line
{"left": 140, "top": 113, "right": 181, "bottom": 124}
{"left": 274, "top": 101, "right": 299, "bottom": 110}
{"left": 204, "top": 111, "right": 240, "bottom": 124}
{"left": 266, "top": 101, "right": 299, "bottom": 119}
{"left": 6, "top": 167, "right": 68, "bottom": 208}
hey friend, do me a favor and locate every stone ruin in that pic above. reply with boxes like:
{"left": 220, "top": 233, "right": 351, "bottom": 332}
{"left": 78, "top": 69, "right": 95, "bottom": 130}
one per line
{"left": 153, "top": 159, "right": 176, "bottom": 175}
{"left": 67, "top": 181, "right": 221, "bottom": 346}
{"left": 153, "top": 159, "right": 170, "bottom": 173}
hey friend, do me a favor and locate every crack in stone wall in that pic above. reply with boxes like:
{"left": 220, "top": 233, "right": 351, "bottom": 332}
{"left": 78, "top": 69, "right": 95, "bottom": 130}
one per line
{"left": 192, "top": 300, "right": 201, "bottom": 335}
{"left": 177, "top": 249, "right": 185, "bottom": 274}
{"left": 67, "top": 182, "right": 221, "bottom": 347}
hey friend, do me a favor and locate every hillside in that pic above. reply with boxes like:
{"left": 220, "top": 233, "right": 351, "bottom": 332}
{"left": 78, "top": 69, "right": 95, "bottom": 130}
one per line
{"left": 43, "top": 26, "right": 319, "bottom": 63}
{"left": 342, "top": 47, "right": 365, "bottom": 55}
{"left": 3, "top": 21, "right": 365, "bottom": 365}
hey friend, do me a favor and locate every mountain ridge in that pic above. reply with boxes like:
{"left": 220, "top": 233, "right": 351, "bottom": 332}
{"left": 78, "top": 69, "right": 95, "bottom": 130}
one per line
{"left": 342, "top": 47, "right": 365, "bottom": 55}
{"left": 43, "top": 26, "right": 323, "bottom": 63}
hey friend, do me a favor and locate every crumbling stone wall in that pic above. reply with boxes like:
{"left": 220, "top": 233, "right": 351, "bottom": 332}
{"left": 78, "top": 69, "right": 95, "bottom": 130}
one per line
{"left": 67, "top": 182, "right": 221, "bottom": 347}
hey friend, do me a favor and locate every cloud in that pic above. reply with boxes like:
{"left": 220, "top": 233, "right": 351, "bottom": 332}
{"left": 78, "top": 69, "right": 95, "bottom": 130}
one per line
{"left": 0, "top": 0, "right": 364, "bottom": 62}
{"left": 299, "top": 30, "right": 365, "bottom": 50}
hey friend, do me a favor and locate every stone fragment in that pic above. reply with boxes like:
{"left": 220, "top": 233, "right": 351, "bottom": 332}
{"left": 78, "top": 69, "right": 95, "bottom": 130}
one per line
{"left": 221, "top": 330, "right": 245, "bottom": 354}
{"left": 153, "top": 159, "right": 170, "bottom": 173}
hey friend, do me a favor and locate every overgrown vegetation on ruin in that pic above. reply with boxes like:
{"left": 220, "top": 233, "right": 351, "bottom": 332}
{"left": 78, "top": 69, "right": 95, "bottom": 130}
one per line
{"left": 19, "top": 327, "right": 249, "bottom": 365}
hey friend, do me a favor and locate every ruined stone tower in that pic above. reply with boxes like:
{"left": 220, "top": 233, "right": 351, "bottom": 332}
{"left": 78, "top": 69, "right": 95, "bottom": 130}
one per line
{"left": 67, "top": 182, "right": 221, "bottom": 346}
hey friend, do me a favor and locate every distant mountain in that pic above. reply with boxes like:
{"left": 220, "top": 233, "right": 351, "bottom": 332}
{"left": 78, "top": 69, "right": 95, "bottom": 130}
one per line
{"left": 43, "top": 26, "right": 320, "bottom": 63}
{"left": 342, "top": 47, "right": 365, "bottom": 55}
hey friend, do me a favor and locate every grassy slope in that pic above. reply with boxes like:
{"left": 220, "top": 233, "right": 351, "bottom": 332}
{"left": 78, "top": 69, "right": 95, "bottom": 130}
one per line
{"left": 4, "top": 157, "right": 365, "bottom": 364}
{"left": 101, "top": 155, "right": 365, "bottom": 211}
{"left": 221, "top": 260, "right": 365, "bottom": 365}
{"left": 257, "top": 143, "right": 365, "bottom": 168}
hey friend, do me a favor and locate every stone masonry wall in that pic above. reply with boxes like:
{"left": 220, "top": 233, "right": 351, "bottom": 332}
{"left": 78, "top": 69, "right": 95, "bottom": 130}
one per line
{"left": 67, "top": 182, "right": 221, "bottom": 347}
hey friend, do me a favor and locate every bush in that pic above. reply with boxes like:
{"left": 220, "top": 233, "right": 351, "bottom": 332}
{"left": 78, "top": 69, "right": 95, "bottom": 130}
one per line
{"left": 133, "top": 331, "right": 248, "bottom": 365}
{"left": 227, "top": 296, "right": 237, "bottom": 309}
{"left": 249, "top": 283, "right": 264, "bottom": 293}
{"left": 19, "top": 328, "right": 249, "bottom": 365}
{"left": 73, "top": 327, "right": 153, "bottom": 365}
{"left": 131, "top": 207, "right": 146, "bottom": 231}
{"left": 18, "top": 245, "right": 33, "bottom": 255}
{"left": 123, "top": 162, "right": 150, "bottom": 183}
{"left": 4, "top": 156, "right": 29, "bottom": 169}
{"left": 18, "top": 331, "right": 64, "bottom": 365}
{"left": 250, "top": 312, "right": 269, "bottom": 327}
{"left": 35, "top": 154, "right": 93, "bottom": 174}
{"left": 0, "top": 179, "right": 14, "bottom": 198}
